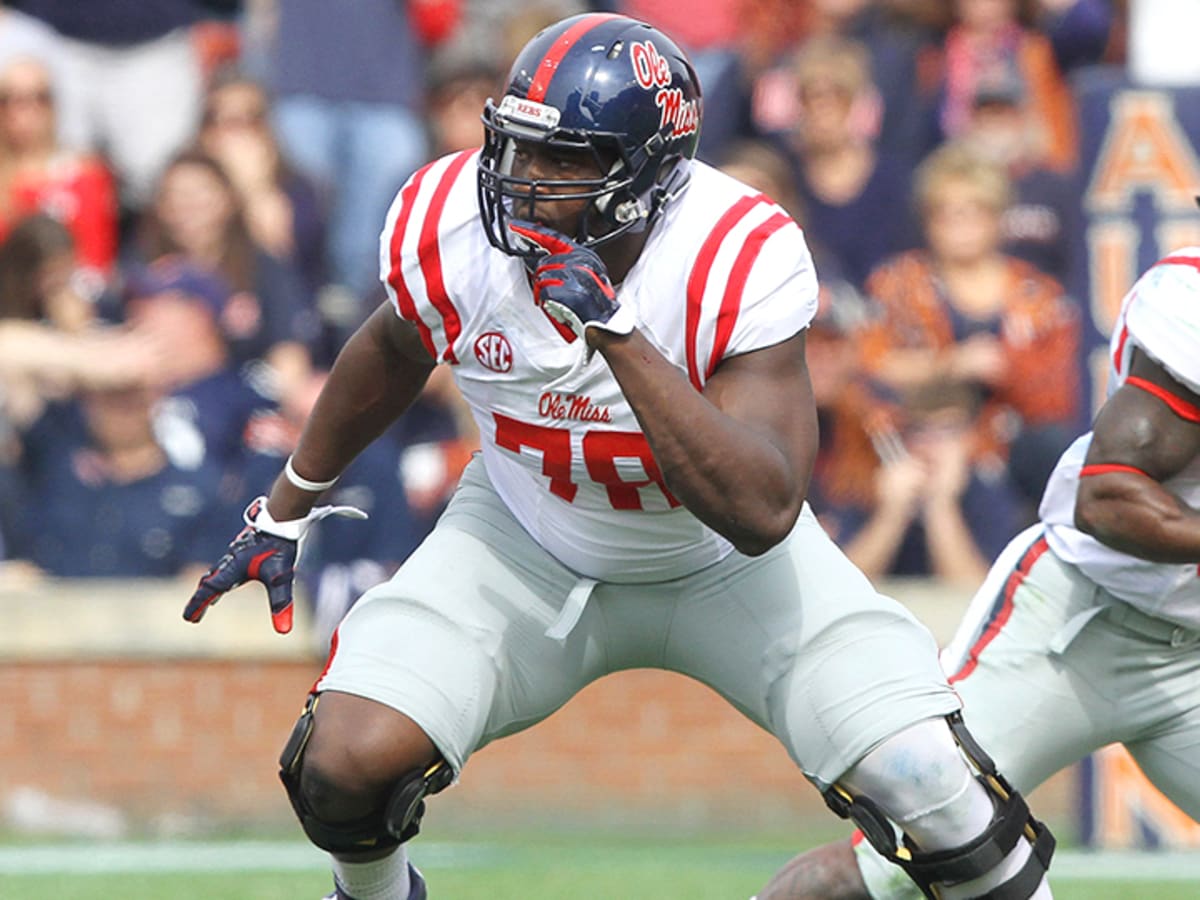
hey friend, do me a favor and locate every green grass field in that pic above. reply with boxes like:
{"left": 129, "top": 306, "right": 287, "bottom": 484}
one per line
{"left": 2, "top": 832, "right": 1197, "bottom": 899}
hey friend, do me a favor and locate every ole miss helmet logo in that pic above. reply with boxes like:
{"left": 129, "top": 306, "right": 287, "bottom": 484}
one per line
{"left": 631, "top": 40, "right": 699, "bottom": 139}
{"left": 474, "top": 331, "right": 513, "bottom": 372}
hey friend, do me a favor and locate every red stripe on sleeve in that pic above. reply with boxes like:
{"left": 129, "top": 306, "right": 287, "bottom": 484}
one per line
{"left": 1111, "top": 322, "right": 1129, "bottom": 375}
{"left": 1154, "top": 254, "right": 1200, "bottom": 276}
{"left": 386, "top": 163, "right": 441, "bottom": 361}
{"left": 1126, "top": 375, "right": 1200, "bottom": 423}
{"left": 527, "top": 14, "right": 621, "bottom": 102}
{"left": 705, "top": 212, "right": 792, "bottom": 381}
{"left": 1079, "top": 463, "right": 1149, "bottom": 478}
{"left": 948, "top": 536, "right": 1049, "bottom": 684}
{"left": 416, "top": 150, "right": 476, "bottom": 364}
{"left": 685, "top": 194, "right": 770, "bottom": 390}
{"left": 311, "top": 627, "right": 340, "bottom": 693}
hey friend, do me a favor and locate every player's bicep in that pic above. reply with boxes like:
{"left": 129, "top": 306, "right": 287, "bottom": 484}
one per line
{"left": 1085, "top": 349, "right": 1200, "bottom": 481}
{"left": 364, "top": 301, "right": 438, "bottom": 370}
{"left": 703, "top": 331, "right": 817, "bottom": 470}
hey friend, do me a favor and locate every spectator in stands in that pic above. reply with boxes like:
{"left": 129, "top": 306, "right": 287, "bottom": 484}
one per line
{"left": 197, "top": 66, "right": 330, "bottom": 359}
{"left": 959, "top": 67, "right": 1080, "bottom": 284}
{"left": 752, "top": 0, "right": 943, "bottom": 174}
{"left": 0, "top": 214, "right": 162, "bottom": 435}
{"left": 937, "top": 0, "right": 1080, "bottom": 172}
{"left": 0, "top": 3, "right": 66, "bottom": 125}
{"left": 424, "top": 48, "right": 504, "bottom": 157}
{"left": 6, "top": 0, "right": 239, "bottom": 209}
{"left": 774, "top": 35, "right": 920, "bottom": 290}
{"left": 851, "top": 142, "right": 1081, "bottom": 570}
{"left": 1037, "top": 0, "right": 1115, "bottom": 74}
{"left": 120, "top": 258, "right": 276, "bottom": 474}
{"left": 14, "top": 380, "right": 227, "bottom": 577}
{"left": 840, "top": 382, "right": 1003, "bottom": 586}
{"left": 718, "top": 138, "right": 803, "bottom": 217}
{"left": 134, "top": 149, "right": 321, "bottom": 398}
{"left": 0, "top": 54, "right": 118, "bottom": 276}
{"left": 247, "top": 0, "right": 440, "bottom": 324}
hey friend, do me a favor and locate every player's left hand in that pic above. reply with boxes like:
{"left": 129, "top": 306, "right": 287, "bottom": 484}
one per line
{"left": 508, "top": 220, "right": 635, "bottom": 342}
{"left": 183, "top": 496, "right": 367, "bottom": 634}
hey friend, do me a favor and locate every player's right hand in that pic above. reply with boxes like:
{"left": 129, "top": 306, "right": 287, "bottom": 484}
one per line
{"left": 184, "top": 496, "right": 366, "bottom": 634}
{"left": 507, "top": 220, "right": 634, "bottom": 342}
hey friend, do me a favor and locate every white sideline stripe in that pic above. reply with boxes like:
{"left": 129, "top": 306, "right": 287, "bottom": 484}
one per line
{"left": 0, "top": 844, "right": 1197, "bottom": 880}
{"left": 0, "top": 841, "right": 497, "bottom": 874}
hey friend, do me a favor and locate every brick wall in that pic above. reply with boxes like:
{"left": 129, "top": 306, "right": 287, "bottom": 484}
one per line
{"left": 0, "top": 578, "right": 1074, "bottom": 836}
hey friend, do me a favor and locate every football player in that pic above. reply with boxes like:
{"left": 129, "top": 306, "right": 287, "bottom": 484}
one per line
{"left": 185, "top": 15, "right": 1056, "bottom": 900}
{"left": 753, "top": 248, "right": 1200, "bottom": 900}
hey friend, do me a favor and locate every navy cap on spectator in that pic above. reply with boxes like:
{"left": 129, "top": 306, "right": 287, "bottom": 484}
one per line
{"left": 125, "top": 257, "right": 232, "bottom": 320}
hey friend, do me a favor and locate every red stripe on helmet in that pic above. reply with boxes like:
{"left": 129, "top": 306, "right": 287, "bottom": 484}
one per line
{"left": 527, "top": 14, "right": 622, "bottom": 103}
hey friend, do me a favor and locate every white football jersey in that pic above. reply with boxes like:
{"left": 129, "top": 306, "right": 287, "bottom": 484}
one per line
{"left": 1040, "top": 248, "right": 1200, "bottom": 627}
{"left": 379, "top": 150, "right": 818, "bottom": 581}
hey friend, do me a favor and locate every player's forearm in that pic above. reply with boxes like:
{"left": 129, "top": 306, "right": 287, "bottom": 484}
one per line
{"left": 594, "top": 330, "right": 810, "bottom": 555}
{"left": 1076, "top": 473, "right": 1200, "bottom": 563}
{"left": 269, "top": 311, "right": 433, "bottom": 519}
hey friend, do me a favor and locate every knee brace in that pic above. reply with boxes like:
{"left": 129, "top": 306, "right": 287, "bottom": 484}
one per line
{"left": 823, "top": 712, "right": 1055, "bottom": 900}
{"left": 277, "top": 694, "right": 454, "bottom": 856}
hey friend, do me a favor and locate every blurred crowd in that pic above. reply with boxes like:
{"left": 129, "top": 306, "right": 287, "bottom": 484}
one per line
{"left": 0, "top": 0, "right": 1134, "bottom": 634}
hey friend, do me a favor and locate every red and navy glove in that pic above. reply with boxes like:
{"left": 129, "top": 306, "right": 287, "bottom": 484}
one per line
{"left": 508, "top": 220, "right": 636, "bottom": 342}
{"left": 184, "top": 496, "right": 366, "bottom": 634}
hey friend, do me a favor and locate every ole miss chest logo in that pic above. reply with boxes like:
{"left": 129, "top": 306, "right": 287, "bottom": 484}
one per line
{"left": 474, "top": 332, "right": 512, "bottom": 372}
{"left": 630, "top": 40, "right": 699, "bottom": 139}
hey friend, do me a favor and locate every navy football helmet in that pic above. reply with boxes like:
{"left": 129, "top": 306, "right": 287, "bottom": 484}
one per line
{"left": 478, "top": 14, "right": 702, "bottom": 258}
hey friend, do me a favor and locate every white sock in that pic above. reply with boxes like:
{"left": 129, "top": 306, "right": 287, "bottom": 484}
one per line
{"left": 331, "top": 847, "right": 411, "bottom": 900}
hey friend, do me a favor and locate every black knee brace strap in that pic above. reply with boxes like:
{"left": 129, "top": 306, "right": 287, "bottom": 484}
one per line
{"left": 824, "top": 712, "right": 1055, "bottom": 900}
{"left": 277, "top": 694, "right": 454, "bottom": 856}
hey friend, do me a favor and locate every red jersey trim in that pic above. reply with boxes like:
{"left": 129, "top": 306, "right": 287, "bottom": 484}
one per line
{"left": 1112, "top": 322, "right": 1130, "bottom": 375}
{"left": 1154, "top": 254, "right": 1200, "bottom": 276}
{"left": 311, "top": 627, "right": 340, "bottom": 694}
{"left": 527, "top": 14, "right": 622, "bottom": 102}
{"left": 415, "top": 150, "right": 475, "bottom": 364}
{"left": 1079, "top": 463, "right": 1149, "bottom": 478}
{"left": 386, "top": 163, "right": 441, "bottom": 361}
{"left": 948, "top": 536, "right": 1049, "bottom": 684}
{"left": 705, "top": 212, "right": 792, "bottom": 381}
{"left": 1126, "top": 375, "right": 1200, "bottom": 423}
{"left": 685, "top": 193, "right": 770, "bottom": 390}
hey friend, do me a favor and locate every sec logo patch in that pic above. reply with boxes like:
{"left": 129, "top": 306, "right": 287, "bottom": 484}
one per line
{"left": 474, "top": 331, "right": 513, "bottom": 372}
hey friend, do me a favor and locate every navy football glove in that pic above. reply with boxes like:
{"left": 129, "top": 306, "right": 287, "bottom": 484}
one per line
{"left": 508, "top": 220, "right": 635, "bottom": 342}
{"left": 184, "top": 495, "right": 366, "bottom": 634}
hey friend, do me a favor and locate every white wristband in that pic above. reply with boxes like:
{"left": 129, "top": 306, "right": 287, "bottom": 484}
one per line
{"left": 284, "top": 455, "right": 338, "bottom": 493}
